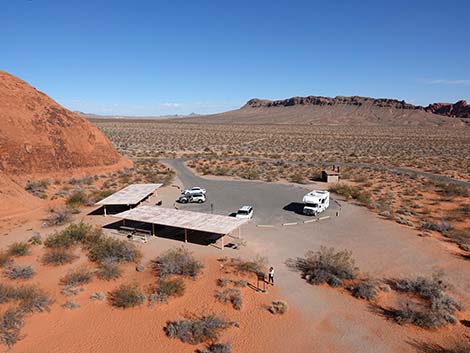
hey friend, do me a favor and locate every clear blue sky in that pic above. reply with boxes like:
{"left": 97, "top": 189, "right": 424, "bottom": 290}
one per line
{"left": 2, "top": 0, "right": 469, "bottom": 115}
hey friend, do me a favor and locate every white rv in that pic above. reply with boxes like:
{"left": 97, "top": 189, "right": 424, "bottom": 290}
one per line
{"left": 302, "top": 190, "right": 329, "bottom": 216}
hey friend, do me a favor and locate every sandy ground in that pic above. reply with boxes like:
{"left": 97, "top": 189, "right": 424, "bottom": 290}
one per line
{"left": 1, "top": 177, "right": 469, "bottom": 353}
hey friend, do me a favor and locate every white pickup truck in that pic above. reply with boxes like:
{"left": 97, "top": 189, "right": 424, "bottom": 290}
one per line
{"left": 302, "top": 190, "right": 329, "bottom": 216}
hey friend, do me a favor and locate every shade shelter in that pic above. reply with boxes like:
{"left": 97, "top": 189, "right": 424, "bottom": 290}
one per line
{"left": 96, "top": 183, "right": 162, "bottom": 215}
{"left": 112, "top": 205, "right": 248, "bottom": 249}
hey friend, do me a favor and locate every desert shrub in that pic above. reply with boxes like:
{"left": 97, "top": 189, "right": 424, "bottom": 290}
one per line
{"left": 43, "top": 222, "right": 92, "bottom": 249}
{"left": 0, "top": 307, "right": 25, "bottom": 349}
{"left": 436, "top": 183, "right": 469, "bottom": 198}
{"left": 232, "top": 255, "right": 267, "bottom": 276}
{"left": 0, "top": 284, "right": 53, "bottom": 313}
{"left": 14, "top": 285, "right": 53, "bottom": 313}
{"left": 286, "top": 246, "right": 358, "bottom": 287}
{"left": 62, "top": 300, "right": 80, "bottom": 309}
{"left": 152, "top": 247, "right": 203, "bottom": 279}
{"left": 88, "top": 236, "right": 141, "bottom": 264}
{"left": 28, "top": 233, "right": 42, "bottom": 245}
{"left": 96, "top": 260, "right": 122, "bottom": 281}
{"left": 90, "top": 292, "right": 105, "bottom": 301}
{"left": 351, "top": 278, "right": 378, "bottom": 300}
{"left": 385, "top": 300, "right": 458, "bottom": 329}
{"left": 108, "top": 283, "right": 146, "bottom": 308}
{"left": 66, "top": 190, "right": 89, "bottom": 208}
{"left": 45, "top": 208, "right": 72, "bottom": 225}
{"left": 61, "top": 286, "right": 81, "bottom": 296}
{"left": 421, "top": 221, "right": 453, "bottom": 235}
{"left": 0, "top": 252, "right": 12, "bottom": 268}
{"left": 215, "top": 289, "right": 242, "bottom": 310}
{"left": 393, "top": 273, "right": 448, "bottom": 300}
{"left": 268, "top": 300, "right": 288, "bottom": 315}
{"left": 201, "top": 343, "right": 232, "bottom": 353}
{"left": 91, "top": 189, "right": 114, "bottom": 202}
{"left": 216, "top": 278, "right": 230, "bottom": 287}
{"left": 25, "top": 179, "right": 49, "bottom": 199}
{"left": 232, "top": 279, "right": 247, "bottom": 288}
{"left": 388, "top": 273, "right": 464, "bottom": 328}
{"left": 328, "top": 184, "right": 372, "bottom": 206}
{"left": 4, "top": 265, "right": 35, "bottom": 280}
{"left": 165, "top": 314, "right": 233, "bottom": 345}
{"left": 7, "top": 242, "right": 31, "bottom": 257}
{"left": 60, "top": 267, "right": 93, "bottom": 287}
{"left": 149, "top": 278, "right": 186, "bottom": 304}
{"left": 42, "top": 248, "right": 76, "bottom": 266}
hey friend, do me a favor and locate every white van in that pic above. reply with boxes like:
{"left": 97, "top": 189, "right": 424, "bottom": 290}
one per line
{"left": 302, "top": 190, "right": 329, "bottom": 216}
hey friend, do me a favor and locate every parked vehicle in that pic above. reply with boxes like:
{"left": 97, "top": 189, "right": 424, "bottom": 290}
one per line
{"left": 235, "top": 205, "right": 254, "bottom": 219}
{"left": 302, "top": 190, "right": 329, "bottom": 216}
{"left": 183, "top": 186, "right": 207, "bottom": 195}
{"left": 178, "top": 193, "right": 206, "bottom": 204}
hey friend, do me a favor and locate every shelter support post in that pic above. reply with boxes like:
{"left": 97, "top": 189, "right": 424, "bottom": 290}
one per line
{"left": 152, "top": 224, "right": 155, "bottom": 236}
{"left": 184, "top": 229, "right": 188, "bottom": 243}
{"left": 104, "top": 206, "right": 107, "bottom": 217}
{"left": 221, "top": 234, "right": 224, "bottom": 250}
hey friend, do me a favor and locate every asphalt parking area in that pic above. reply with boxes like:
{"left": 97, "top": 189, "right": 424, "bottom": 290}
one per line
{"left": 162, "top": 159, "right": 339, "bottom": 226}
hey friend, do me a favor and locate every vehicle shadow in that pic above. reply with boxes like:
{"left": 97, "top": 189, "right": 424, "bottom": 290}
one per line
{"left": 283, "top": 202, "right": 305, "bottom": 215}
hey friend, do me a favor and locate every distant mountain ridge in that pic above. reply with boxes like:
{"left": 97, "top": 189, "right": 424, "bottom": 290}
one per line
{"left": 243, "top": 96, "right": 470, "bottom": 121}
{"left": 171, "top": 95, "right": 467, "bottom": 126}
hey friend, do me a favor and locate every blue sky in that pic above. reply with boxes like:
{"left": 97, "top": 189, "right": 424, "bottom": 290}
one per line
{"left": 1, "top": 0, "right": 469, "bottom": 115}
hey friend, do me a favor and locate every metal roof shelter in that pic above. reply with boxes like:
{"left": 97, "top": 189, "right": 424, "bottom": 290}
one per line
{"left": 96, "top": 184, "right": 162, "bottom": 215}
{"left": 112, "top": 205, "right": 248, "bottom": 249}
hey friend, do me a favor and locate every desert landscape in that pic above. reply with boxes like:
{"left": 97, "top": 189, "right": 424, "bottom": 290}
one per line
{"left": 0, "top": 69, "right": 469, "bottom": 353}
{"left": 1, "top": 2, "right": 470, "bottom": 352}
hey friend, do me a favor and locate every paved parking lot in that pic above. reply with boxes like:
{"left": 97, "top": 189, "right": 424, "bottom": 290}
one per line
{"left": 162, "top": 159, "right": 339, "bottom": 225}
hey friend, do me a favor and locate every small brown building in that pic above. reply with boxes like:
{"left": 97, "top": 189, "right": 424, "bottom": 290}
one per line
{"left": 322, "top": 167, "right": 340, "bottom": 183}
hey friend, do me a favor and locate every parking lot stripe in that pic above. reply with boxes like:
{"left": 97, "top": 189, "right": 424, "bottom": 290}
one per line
{"left": 318, "top": 216, "right": 330, "bottom": 221}
{"left": 303, "top": 219, "right": 316, "bottom": 223}
{"left": 282, "top": 222, "right": 298, "bottom": 226}
{"left": 257, "top": 224, "right": 274, "bottom": 228}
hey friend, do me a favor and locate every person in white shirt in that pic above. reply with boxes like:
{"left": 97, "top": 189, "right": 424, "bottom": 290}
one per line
{"left": 268, "top": 266, "right": 274, "bottom": 285}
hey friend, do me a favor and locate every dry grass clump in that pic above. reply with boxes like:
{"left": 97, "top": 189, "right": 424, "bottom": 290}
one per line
{"left": 42, "top": 248, "right": 77, "bottom": 266}
{"left": 96, "top": 260, "right": 123, "bottom": 281}
{"left": 149, "top": 278, "right": 186, "bottom": 304}
{"left": 382, "top": 273, "right": 464, "bottom": 329}
{"left": 230, "top": 256, "right": 267, "bottom": 276}
{"left": 287, "top": 246, "right": 358, "bottom": 287}
{"left": 3, "top": 265, "right": 35, "bottom": 280}
{"left": 328, "top": 183, "right": 372, "bottom": 206}
{"left": 201, "top": 343, "right": 232, "bottom": 353}
{"left": 60, "top": 267, "right": 94, "bottom": 287}
{"left": 215, "top": 288, "right": 243, "bottom": 310}
{"left": 0, "top": 307, "right": 25, "bottom": 349}
{"left": 108, "top": 283, "right": 146, "bottom": 308}
{"left": 0, "top": 251, "right": 12, "bottom": 268}
{"left": 268, "top": 300, "right": 288, "bottom": 315}
{"left": 87, "top": 236, "right": 141, "bottom": 264}
{"left": 351, "top": 278, "right": 379, "bottom": 301}
{"left": 152, "top": 247, "right": 203, "bottom": 279}
{"left": 62, "top": 300, "right": 80, "bottom": 310}
{"left": 44, "top": 222, "right": 92, "bottom": 249}
{"left": 7, "top": 242, "right": 31, "bottom": 257}
{"left": 66, "top": 190, "right": 90, "bottom": 208}
{"left": 165, "top": 314, "right": 235, "bottom": 345}
{"left": 0, "top": 284, "right": 53, "bottom": 314}
{"left": 25, "top": 179, "right": 50, "bottom": 199}
{"left": 44, "top": 208, "right": 73, "bottom": 226}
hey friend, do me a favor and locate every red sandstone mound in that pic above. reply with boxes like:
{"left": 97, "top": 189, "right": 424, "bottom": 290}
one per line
{"left": 0, "top": 71, "right": 131, "bottom": 217}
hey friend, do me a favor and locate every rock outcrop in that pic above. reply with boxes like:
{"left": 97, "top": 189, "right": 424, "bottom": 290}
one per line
{"left": 424, "top": 100, "right": 470, "bottom": 120}
{"left": 0, "top": 71, "right": 131, "bottom": 217}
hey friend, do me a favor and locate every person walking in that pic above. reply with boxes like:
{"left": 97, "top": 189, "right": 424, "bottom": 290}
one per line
{"left": 268, "top": 266, "right": 274, "bottom": 285}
